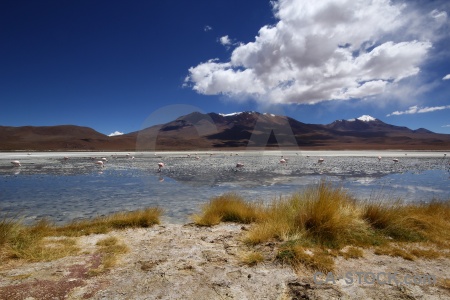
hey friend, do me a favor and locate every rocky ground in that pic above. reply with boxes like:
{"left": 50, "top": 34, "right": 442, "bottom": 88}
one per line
{"left": 0, "top": 223, "right": 449, "bottom": 299}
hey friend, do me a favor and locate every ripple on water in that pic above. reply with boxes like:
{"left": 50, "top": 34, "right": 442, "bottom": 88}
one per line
{"left": 0, "top": 152, "right": 449, "bottom": 224}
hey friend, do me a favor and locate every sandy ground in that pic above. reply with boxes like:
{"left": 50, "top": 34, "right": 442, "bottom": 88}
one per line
{"left": 0, "top": 223, "right": 449, "bottom": 300}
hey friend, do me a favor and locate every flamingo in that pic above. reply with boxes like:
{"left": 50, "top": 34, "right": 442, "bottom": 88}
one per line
{"left": 236, "top": 163, "right": 244, "bottom": 168}
{"left": 95, "top": 161, "right": 104, "bottom": 167}
{"left": 318, "top": 158, "right": 324, "bottom": 163}
{"left": 195, "top": 156, "right": 200, "bottom": 160}
{"left": 157, "top": 162, "right": 164, "bottom": 172}
{"left": 393, "top": 159, "right": 399, "bottom": 163}
{"left": 64, "top": 156, "right": 69, "bottom": 160}
{"left": 280, "top": 158, "right": 286, "bottom": 164}
{"left": 378, "top": 156, "right": 381, "bottom": 161}
{"left": 101, "top": 157, "right": 108, "bottom": 162}
{"left": 11, "top": 160, "right": 21, "bottom": 167}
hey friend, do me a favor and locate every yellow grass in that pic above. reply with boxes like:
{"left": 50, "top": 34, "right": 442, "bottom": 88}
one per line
{"left": 0, "top": 207, "right": 161, "bottom": 263}
{"left": 340, "top": 246, "right": 364, "bottom": 259}
{"left": 194, "top": 180, "right": 450, "bottom": 271}
{"left": 241, "top": 251, "right": 264, "bottom": 266}
{"left": 193, "top": 193, "right": 264, "bottom": 226}
{"left": 440, "top": 278, "right": 450, "bottom": 291}
{"left": 374, "top": 245, "right": 415, "bottom": 261}
{"left": 89, "top": 236, "right": 128, "bottom": 275}
{"left": 57, "top": 207, "right": 162, "bottom": 236}
{"left": 277, "top": 244, "right": 334, "bottom": 273}
{"left": 246, "top": 181, "right": 374, "bottom": 248}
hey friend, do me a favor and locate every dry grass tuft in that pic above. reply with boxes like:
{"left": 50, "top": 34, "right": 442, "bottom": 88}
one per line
{"left": 89, "top": 236, "right": 128, "bottom": 275}
{"left": 363, "top": 200, "right": 450, "bottom": 243}
{"left": 193, "top": 193, "right": 263, "bottom": 226}
{"left": 409, "top": 247, "right": 441, "bottom": 259}
{"left": 439, "top": 278, "right": 450, "bottom": 291}
{"left": 277, "top": 244, "right": 334, "bottom": 273}
{"left": 57, "top": 207, "right": 162, "bottom": 237}
{"left": 246, "top": 181, "right": 373, "bottom": 248}
{"left": 194, "top": 181, "right": 450, "bottom": 271}
{"left": 374, "top": 245, "right": 415, "bottom": 261}
{"left": 0, "top": 207, "right": 161, "bottom": 264}
{"left": 340, "top": 246, "right": 364, "bottom": 259}
{"left": 241, "top": 251, "right": 264, "bottom": 266}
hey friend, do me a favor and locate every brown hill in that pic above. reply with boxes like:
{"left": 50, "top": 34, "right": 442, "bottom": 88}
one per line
{"left": 1, "top": 112, "right": 450, "bottom": 151}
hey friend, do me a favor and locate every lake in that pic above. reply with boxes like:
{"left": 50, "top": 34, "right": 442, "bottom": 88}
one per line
{"left": 1, "top": 151, "right": 449, "bottom": 224}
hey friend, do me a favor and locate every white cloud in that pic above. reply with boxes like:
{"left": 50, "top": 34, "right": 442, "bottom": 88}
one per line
{"left": 186, "top": 0, "right": 447, "bottom": 105}
{"left": 387, "top": 105, "right": 450, "bottom": 116}
{"left": 443, "top": 74, "right": 450, "bottom": 80}
{"left": 442, "top": 124, "right": 450, "bottom": 128}
{"left": 204, "top": 25, "right": 212, "bottom": 32}
{"left": 219, "top": 35, "right": 231, "bottom": 46}
{"left": 108, "top": 131, "right": 124, "bottom": 137}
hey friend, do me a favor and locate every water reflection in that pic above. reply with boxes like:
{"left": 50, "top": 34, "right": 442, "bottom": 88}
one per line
{"left": 0, "top": 152, "right": 448, "bottom": 224}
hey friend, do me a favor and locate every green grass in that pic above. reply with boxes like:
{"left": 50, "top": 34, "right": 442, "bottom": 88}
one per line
{"left": 0, "top": 207, "right": 161, "bottom": 263}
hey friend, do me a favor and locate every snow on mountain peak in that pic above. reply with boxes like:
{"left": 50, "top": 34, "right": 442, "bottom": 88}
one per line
{"left": 218, "top": 111, "right": 258, "bottom": 117}
{"left": 356, "top": 115, "right": 376, "bottom": 122}
{"left": 219, "top": 112, "right": 243, "bottom": 117}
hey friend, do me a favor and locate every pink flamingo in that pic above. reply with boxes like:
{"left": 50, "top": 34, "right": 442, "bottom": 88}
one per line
{"left": 95, "top": 161, "right": 104, "bottom": 167}
{"left": 158, "top": 162, "right": 164, "bottom": 172}
{"left": 280, "top": 159, "right": 286, "bottom": 164}
{"left": 393, "top": 159, "right": 399, "bottom": 163}
{"left": 378, "top": 156, "right": 381, "bottom": 161}
{"left": 236, "top": 163, "right": 244, "bottom": 168}
{"left": 318, "top": 158, "right": 324, "bottom": 163}
{"left": 11, "top": 160, "right": 21, "bottom": 167}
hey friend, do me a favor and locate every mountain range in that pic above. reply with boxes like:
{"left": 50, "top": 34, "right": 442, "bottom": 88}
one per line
{"left": 1, "top": 112, "right": 449, "bottom": 151}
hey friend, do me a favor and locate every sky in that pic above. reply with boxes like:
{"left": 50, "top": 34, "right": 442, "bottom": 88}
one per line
{"left": 1, "top": 0, "right": 450, "bottom": 136}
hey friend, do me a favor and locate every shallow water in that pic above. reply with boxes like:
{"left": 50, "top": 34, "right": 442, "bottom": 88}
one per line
{"left": 1, "top": 151, "right": 449, "bottom": 224}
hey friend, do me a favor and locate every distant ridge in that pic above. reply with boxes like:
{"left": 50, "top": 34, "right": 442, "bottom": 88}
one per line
{"left": 1, "top": 112, "right": 450, "bottom": 150}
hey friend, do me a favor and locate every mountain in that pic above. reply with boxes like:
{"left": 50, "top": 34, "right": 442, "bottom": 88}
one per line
{"left": 1, "top": 112, "right": 450, "bottom": 150}
{"left": 0, "top": 125, "right": 135, "bottom": 151}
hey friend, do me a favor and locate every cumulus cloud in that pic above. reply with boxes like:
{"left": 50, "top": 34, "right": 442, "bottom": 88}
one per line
{"left": 186, "top": 0, "right": 448, "bottom": 105}
{"left": 443, "top": 74, "right": 450, "bottom": 80}
{"left": 108, "top": 131, "right": 124, "bottom": 137}
{"left": 387, "top": 105, "right": 450, "bottom": 116}
{"left": 204, "top": 25, "right": 212, "bottom": 32}
{"left": 219, "top": 35, "right": 231, "bottom": 46}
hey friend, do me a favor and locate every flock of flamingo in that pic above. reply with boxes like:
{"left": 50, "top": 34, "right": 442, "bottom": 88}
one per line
{"left": 9, "top": 153, "right": 448, "bottom": 173}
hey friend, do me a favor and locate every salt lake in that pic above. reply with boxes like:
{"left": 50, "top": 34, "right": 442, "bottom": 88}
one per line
{"left": 0, "top": 151, "right": 449, "bottom": 224}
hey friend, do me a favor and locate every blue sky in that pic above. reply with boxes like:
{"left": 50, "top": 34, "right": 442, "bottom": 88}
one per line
{"left": 1, "top": 0, "right": 450, "bottom": 136}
